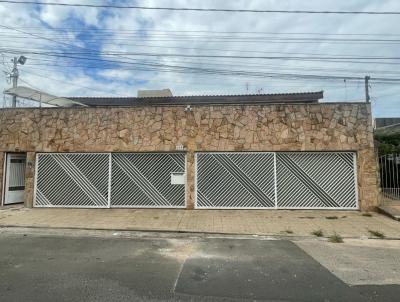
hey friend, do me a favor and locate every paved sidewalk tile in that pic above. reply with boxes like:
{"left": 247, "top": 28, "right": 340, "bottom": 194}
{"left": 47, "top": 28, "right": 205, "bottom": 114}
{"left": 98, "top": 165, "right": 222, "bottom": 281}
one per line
{"left": 0, "top": 206, "right": 399, "bottom": 238}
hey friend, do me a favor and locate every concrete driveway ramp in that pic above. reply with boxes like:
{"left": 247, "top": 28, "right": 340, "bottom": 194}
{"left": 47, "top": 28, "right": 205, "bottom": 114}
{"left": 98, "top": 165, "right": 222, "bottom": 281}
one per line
{"left": 175, "top": 239, "right": 365, "bottom": 301}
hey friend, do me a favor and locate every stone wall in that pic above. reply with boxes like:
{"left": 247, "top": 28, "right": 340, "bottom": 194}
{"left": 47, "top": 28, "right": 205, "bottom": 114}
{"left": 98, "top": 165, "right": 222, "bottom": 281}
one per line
{"left": 0, "top": 103, "right": 377, "bottom": 210}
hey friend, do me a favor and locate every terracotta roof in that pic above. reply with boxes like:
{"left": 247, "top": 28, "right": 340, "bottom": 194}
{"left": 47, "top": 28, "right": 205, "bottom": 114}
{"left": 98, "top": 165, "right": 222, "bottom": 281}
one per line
{"left": 68, "top": 91, "right": 323, "bottom": 107}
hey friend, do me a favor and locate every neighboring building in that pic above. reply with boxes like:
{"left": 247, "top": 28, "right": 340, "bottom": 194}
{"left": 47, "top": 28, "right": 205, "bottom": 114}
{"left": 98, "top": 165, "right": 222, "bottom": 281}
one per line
{"left": 375, "top": 117, "right": 400, "bottom": 129}
{"left": 0, "top": 91, "right": 378, "bottom": 211}
{"left": 137, "top": 89, "right": 173, "bottom": 98}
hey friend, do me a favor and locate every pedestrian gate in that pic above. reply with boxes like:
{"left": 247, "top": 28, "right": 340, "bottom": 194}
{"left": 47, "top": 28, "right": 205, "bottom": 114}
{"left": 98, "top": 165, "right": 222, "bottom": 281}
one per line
{"left": 3, "top": 153, "right": 27, "bottom": 205}
{"left": 195, "top": 152, "right": 358, "bottom": 209}
{"left": 378, "top": 154, "right": 400, "bottom": 201}
{"left": 34, "top": 153, "right": 186, "bottom": 208}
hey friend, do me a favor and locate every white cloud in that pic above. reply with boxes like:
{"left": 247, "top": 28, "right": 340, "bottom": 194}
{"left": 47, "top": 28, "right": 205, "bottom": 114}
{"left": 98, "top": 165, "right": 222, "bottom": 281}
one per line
{"left": 0, "top": 0, "right": 399, "bottom": 116}
{"left": 39, "top": 0, "right": 101, "bottom": 27}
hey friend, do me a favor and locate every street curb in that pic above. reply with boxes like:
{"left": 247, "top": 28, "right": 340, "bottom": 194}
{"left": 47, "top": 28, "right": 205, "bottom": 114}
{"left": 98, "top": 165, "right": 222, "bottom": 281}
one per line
{"left": 1, "top": 224, "right": 400, "bottom": 241}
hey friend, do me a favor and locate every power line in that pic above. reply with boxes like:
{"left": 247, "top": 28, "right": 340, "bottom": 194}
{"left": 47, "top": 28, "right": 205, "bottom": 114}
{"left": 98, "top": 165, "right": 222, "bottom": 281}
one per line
{"left": 3, "top": 47, "right": 400, "bottom": 83}
{"left": 0, "top": 0, "right": 399, "bottom": 15}
{"left": 3, "top": 48, "right": 400, "bottom": 71}
{"left": 2, "top": 35, "right": 400, "bottom": 62}
{"left": 3, "top": 48, "right": 400, "bottom": 62}
{"left": 1, "top": 24, "right": 399, "bottom": 94}
{"left": 3, "top": 34, "right": 400, "bottom": 44}
{"left": 3, "top": 30, "right": 400, "bottom": 42}
{"left": 8, "top": 52, "right": 400, "bottom": 79}
{"left": 4, "top": 27, "right": 400, "bottom": 37}
{"left": 15, "top": 51, "right": 400, "bottom": 82}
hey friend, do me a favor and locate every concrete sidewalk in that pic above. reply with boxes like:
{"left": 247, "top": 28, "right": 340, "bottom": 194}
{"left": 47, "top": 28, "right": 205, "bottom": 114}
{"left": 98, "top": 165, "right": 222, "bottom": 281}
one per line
{"left": 1, "top": 206, "right": 399, "bottom": 239}
{"left": 379, "top": 202, "right": 400, "bottom": 221}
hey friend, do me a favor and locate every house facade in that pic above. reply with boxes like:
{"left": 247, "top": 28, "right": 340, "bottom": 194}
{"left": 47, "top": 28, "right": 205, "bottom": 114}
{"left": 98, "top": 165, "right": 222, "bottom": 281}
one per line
{"left": 0, "top": 92, "right": 377, "bottom": 211}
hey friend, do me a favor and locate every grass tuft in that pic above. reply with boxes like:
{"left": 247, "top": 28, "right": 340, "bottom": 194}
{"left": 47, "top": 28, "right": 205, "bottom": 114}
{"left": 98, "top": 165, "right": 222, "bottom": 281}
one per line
{"left": 311, "top": 229, "right": 324, "bottom": 237}
{"left": 328, "top": 232, "right": 343, "bottom": 243}
{"left": 325, "top": 216, "right": 339, "bottom": 220}
{"left": 362, "top": 213, "right": 373, "bottom": 217}
{"left": 284, "top": 228, "right": 294, "bottom": 234}
{"left": 368, "top": 229, "right": 385, "bottom": 238}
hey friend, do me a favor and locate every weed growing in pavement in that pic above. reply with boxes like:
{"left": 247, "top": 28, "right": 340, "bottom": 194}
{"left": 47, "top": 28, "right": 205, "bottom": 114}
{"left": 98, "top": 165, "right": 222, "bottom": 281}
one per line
{"left": 328, "top": 232, "right": 343, "bottom": 243}
{"left": 285, "top": 228, "right": 294, "bottom": 234}
{"left": 325, "top": 216, "right": 339, "bottom": 220}
{"left": 368, "top": 229, "right": 385, "bottom": 238}
{"left": 362, "top": 213, "right": 373, "bottom": 217}
{"left": 311, "top": 229, "right": 324, "bottom": 237}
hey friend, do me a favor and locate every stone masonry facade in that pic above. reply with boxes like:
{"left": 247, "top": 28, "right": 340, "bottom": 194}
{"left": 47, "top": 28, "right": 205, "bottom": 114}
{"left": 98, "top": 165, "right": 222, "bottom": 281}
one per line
{"left": 0, "top": 103, "right": 377, "bottom": 210}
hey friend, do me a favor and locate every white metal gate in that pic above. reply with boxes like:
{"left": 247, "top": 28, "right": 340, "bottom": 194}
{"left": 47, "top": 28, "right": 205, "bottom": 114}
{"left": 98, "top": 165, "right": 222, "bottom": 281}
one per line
{"left": 378, "top": 154, "right": 400, "bottom": 201}
{"left": 34, "top": 153, "right": 110, "bottom": 207}
{"left": 195, "top": 152, "right": 358, "bottom": 209}
{"left": 111, "top": 153, "right": 186, "bottom": 207}
{"left": 4, "top": 153, "right": 27, "bottom": 205}
{"left": 34, "top": 153, "right": 186, "bottom": 208}
{"left": 276, "top": 152, "right": 358, "bottom": 209}
{"left": 195, "top": 153, "right": 276, "bottom": 208}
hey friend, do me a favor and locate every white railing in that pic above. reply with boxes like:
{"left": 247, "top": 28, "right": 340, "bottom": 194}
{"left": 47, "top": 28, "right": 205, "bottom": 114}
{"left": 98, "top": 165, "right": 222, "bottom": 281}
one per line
{"left": 379, "top": 154, "right": 400, "bottom": 201}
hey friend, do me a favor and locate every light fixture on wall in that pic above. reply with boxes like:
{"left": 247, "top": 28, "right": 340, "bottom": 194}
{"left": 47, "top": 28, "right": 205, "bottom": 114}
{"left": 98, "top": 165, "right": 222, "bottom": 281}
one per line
{"left": 17, "top": 55, "right": 27, "bottom": 65}
{"left": 27, "top": 160, "right": 35, "bottom": 170}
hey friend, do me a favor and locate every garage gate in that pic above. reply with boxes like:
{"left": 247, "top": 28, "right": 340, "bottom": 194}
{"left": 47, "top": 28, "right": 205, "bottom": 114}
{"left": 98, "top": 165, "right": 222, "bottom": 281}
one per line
{"left": 34, "top": 153, "right": 186, "bottom": 208}
{"left": 195, "top": 152, "right": 358, "bottom": 209}
{"left": 34, "top": 152, "right": 358, "bottom": 210}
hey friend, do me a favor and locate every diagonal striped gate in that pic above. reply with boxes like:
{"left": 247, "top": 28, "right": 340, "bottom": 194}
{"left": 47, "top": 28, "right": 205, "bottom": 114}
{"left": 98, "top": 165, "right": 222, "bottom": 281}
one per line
{"left": 35, "top": 153, "right": 110, "bottom": 207}
{"left": 111, "top": 153, "right": 186, "bottom": 207}
{"left": 35, "top": 152, "right": 357, "bottom": 209}
{"left": 196, "top": 153, "right": 276, "bottom": 208}
{"left": 34, "top": 153, "right": 186, "bottom": 208}
{"left": 276, "top": 152, "right": 357, "bottom": 209}
{"left": 195, "top": 152, "right": 358, "bottom": 209}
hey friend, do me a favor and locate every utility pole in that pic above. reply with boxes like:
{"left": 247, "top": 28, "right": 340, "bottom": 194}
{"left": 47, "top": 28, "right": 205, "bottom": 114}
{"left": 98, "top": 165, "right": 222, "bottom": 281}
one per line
{"left": 365, "top": 75, "right": 370, "bottom": 103}
{"left": 8, "top": 56, "right": 27, "bottom": 107}
{"left": 10, "top": 57, "right": 18, "bottom": 107}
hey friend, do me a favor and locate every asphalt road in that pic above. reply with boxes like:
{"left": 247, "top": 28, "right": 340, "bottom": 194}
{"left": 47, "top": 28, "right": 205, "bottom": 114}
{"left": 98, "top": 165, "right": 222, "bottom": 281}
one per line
{"left": 0, "top": 231, "right": 399, "bottom": 302}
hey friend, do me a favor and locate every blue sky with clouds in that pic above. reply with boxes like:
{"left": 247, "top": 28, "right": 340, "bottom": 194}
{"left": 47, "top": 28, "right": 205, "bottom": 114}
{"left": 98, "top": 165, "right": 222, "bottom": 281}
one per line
{"left": 0, "top": 0, "right": 400, "bottom": 117}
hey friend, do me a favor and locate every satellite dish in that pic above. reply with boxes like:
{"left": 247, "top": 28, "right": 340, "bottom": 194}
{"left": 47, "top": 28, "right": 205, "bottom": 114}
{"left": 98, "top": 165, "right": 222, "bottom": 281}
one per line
{"left": 3, "top": 86, "right": 88, "bottom": 107}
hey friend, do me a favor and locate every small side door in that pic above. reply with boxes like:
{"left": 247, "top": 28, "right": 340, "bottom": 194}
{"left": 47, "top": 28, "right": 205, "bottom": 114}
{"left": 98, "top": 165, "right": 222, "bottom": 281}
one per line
{"left": 4, "top": 153, "right": 27, "bottom": 205}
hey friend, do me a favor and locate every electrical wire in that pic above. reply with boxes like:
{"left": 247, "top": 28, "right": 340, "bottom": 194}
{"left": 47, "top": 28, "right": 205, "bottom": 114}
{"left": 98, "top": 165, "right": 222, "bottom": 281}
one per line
{"left": 0, "top": 0, "right": 399, "bottom": 15}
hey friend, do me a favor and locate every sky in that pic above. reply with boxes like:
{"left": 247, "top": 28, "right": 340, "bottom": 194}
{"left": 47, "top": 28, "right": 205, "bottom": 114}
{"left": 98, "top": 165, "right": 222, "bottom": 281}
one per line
{"left": 0, "top": 0, "right": 400, "bottom": 117}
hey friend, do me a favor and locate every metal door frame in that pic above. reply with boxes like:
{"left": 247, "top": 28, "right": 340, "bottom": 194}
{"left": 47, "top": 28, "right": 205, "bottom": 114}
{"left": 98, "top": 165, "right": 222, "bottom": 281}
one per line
{"left": 1, "top": 152, "right": 5, "bottom": 206}
{"left": 34, "top": 152, "right": 187, "bottom": 209}
{"left": 195, "top": 151, "right": 359, "bottom": 210}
